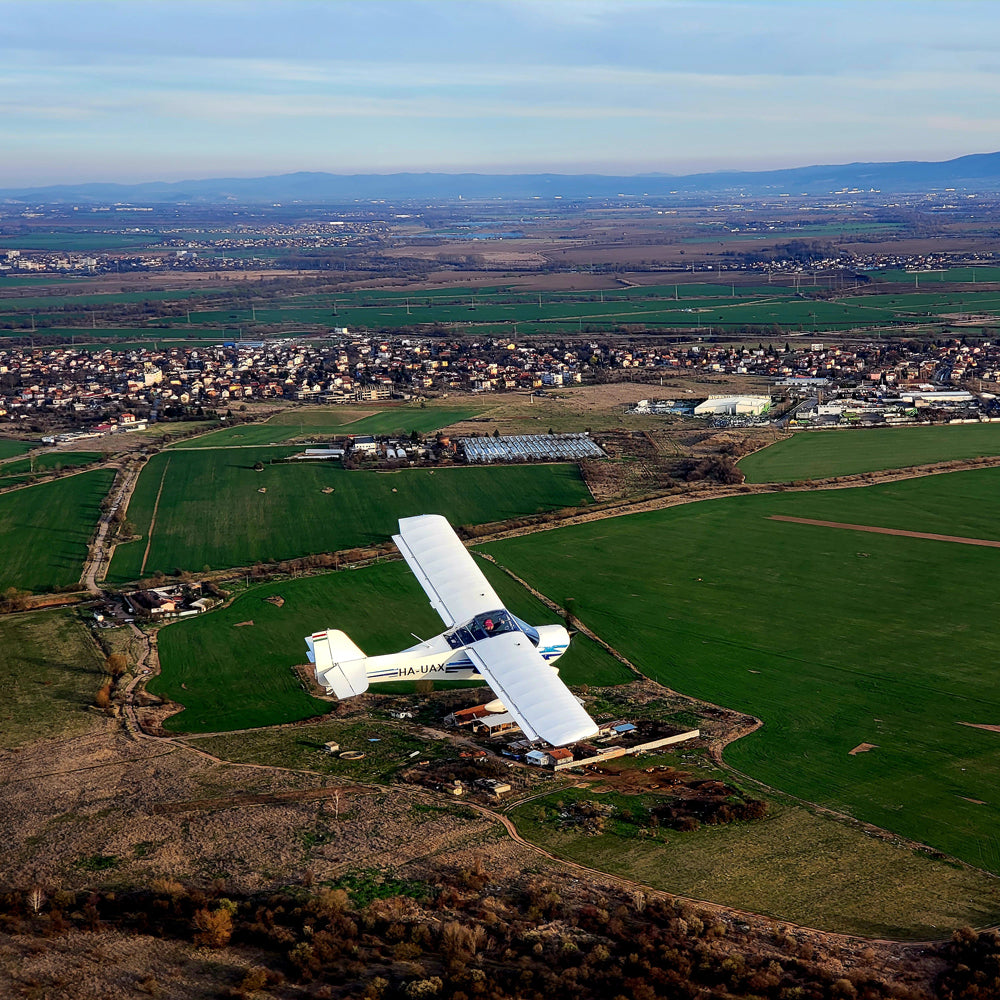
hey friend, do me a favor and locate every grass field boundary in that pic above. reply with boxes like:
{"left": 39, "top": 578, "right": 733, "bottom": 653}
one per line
{"left": 474, "top": 550, "right": 642, "bottom": 683}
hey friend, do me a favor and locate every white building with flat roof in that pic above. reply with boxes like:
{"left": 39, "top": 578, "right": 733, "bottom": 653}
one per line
{"left": 693, "top": 395, "right": 771, "bottom": 417}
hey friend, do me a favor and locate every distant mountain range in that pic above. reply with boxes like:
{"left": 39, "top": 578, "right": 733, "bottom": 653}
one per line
{"left": 3, "top": 151, "right": 999, "bottom": 204}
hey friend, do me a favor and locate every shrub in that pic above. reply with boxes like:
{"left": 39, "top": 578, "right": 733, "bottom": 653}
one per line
{"left": 192, "top": 906, "right": 233, "bottom": 948}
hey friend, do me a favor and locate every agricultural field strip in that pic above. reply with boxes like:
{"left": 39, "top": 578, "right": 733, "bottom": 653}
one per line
{"left": 9, "top": 281, "right": 1000, "bottom": 334}
{"left": 739, "top": 424, "right": 1000, "bottom": 483}
{"left": 0, "top": 439, "right": 33, "bottom": 462}
{"left": 0, "top": 452, "right": 102, "bottom": 480}
{"left": 508, "top": 780, "right": 1000, "bottom": 940}
{"left": 0, "top": 468, "right": 117, "bottom": 591}
{"left": 171, "top": 406, "right": 483, "bottom": 449}
{"left": 107, "top": 450, "right": 589, "bottom": 583}
{"left": 0, "top": 287, "right": 227, "bottom": 311}
{"left": 0, "top": 610, "right": 108, "bottom": 749}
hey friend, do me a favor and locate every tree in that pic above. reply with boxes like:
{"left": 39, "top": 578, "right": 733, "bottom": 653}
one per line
{"left": 0, "top": 587, "right": 29, "bottom": 613}
{"left": 105, "top": 653, "right": 129, "bottom": 678}
{"left": 94, "top": 683, "right": 112, "bottom": 710}
{"left": 26, "top": 886, "right": 45, "bottom": 914}
{"left": 192, "top": 906, "right": 233, "bottom": 948}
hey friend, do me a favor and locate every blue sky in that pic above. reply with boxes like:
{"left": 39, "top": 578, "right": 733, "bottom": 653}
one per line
{"left": 2, "top": 0, "right": 998, "bottom": 186}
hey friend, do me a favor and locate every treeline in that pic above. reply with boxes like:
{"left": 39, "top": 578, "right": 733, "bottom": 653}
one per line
{"left": 0, "top": 874, "right": 971, "bottom": 999}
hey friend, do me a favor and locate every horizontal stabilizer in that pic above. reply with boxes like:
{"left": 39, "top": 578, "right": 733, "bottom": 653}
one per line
{"left": 306, "top": 629, "right": 368, "bottom": 700}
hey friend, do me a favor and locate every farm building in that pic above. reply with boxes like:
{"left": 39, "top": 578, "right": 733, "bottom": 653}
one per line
{"left": 476, "top": 778, "right": 512, "bottom": 798}
{"left": 350, "top": 434, "right": 378, "bottom": 453}
{"left": 693, "top": 395, "right": 771, "bottom": 417}
{"left": 123, "top": 585, "right": 212, "bottom": 619}
{"left": 525, "top": 747, "right": 574, "bottom": 767}
{"left": 460, "top": 432, "right": 604, "bottom": 464}
{"left": 444, "top": 704, "right": 494, "bottom": 727}
{"left": 471, "top": 712, "right": 520, "bottom": 738}
{"left": 900, "top": 389, "right": 976, "bottom": 405}
{"left": 293, "top": 448, "right": 345, "bottom": 460}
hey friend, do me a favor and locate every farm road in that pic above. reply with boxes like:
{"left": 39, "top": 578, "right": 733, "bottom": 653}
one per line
{"left": 82, "top": 458, "right": 144, "bottom": 594}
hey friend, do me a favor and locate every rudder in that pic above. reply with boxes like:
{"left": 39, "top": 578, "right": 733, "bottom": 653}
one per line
{"left": 305, "top": 629, "right": 368, "bottom": 699}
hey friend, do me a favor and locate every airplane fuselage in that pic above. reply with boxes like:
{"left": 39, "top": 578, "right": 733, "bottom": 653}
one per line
{"left": 364, "top": 622, "right": 570, "bottom": 686}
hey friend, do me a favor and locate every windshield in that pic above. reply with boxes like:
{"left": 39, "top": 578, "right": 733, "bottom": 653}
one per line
{"left": 510, "top": 614, "right": 540, "bottom": 646}
{"left": 445, "top": 610, "right": 540, "bottom": 648}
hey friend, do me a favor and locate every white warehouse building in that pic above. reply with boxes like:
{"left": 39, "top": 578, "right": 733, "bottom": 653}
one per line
{"left": 693, "top": 395, "right": 771, "bottom": 417}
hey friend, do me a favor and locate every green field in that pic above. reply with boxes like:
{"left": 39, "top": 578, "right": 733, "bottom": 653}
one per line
{"left": 511, "top": 780, "right": 1000, "bottom": 939}
{"left": 0, "top": 231, "right": 172, "bottom": 252}
{"left": 0, "top": 287, "right": 222, "bottom": 313}
{"left": 866, "top": 266, "right": 1000, "bottom": 284}
{"left": 108, "top": 451, "right": 590, "bottom": 583}
{"left": 0, "top": 451, "right": 102, "bottom": 483}
{"left": 0, "top": 328, "right": 230, "bottom": 348}
{"left": 0, "top": 610, "right": 108, "bottom": 748}
{"left": 7, "top": 273, "right": 1000, "bottom": 338}
{"left": 185, "top": 292, "right": 905, "bottom": 334}
{"left": 0, "top": 439, "right": 33, "bottom": 462}
{"left": 154, "top": 559, "right": 628, "bottom": 732}
{"left": 0, "top": 469, "right": 115, "bottom": 591}
{"left": 740, "top": 423, "right": 1000, "bottom": 482}
{"left": 0, "top": 275, "right": 84, "bottom": 287}
{"left": 173, "top": 405, "right": 483, "bottom": 449}
{"left": 481, "top": 469, "right": 1000, "bottom": 874}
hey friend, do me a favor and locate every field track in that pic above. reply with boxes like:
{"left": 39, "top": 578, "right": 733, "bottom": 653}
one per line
{"left": 769, "top": 515, "right": 1000, "bottom": 548}
{"left": 138, "top": 457, "right": 170, "bottom": 576}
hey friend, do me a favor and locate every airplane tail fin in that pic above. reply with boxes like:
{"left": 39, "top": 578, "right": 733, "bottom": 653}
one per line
{"left": 305, "top": 629, "right": 368, "bottom": 700}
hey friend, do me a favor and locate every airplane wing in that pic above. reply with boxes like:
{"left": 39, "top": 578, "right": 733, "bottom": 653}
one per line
{"left": 393, "top": 514, "right": 502, "bottom": 628}
{"left": 394, "top": 514, "right": 598, "bottom": 746}
{"left": 467, "top": 632, "right": 598, "bottom": 746}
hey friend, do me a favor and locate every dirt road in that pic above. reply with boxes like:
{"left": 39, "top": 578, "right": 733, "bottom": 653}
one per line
{"left": 80, "top": 458, "right": 146, "bottom": 594}
{"left": 769, "top": 514, "right": 1000, "bottom": 548}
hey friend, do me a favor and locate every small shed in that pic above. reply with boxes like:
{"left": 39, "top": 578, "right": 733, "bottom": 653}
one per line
{"left": 445, "top": 704, "right": 492, "bottom": 727}
{"left": 472, "top": 711, "right": 520, "bottom": 738}
{"left": 322, "top": 741, "right": 341, "bottom": 754}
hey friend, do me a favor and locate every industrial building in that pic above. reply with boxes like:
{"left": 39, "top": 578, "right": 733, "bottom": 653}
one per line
{"left": 693, "top": 395, "right": 771, "bottom": 417}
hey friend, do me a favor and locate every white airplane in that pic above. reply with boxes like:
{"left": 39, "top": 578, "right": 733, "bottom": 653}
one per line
{"left": 305, "top": 514, "right": 598, "bottom": 746}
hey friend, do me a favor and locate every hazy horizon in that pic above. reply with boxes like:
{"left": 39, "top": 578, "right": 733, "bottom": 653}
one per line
{"left": 3, "top": 0, "right": 999, "bottom": 187}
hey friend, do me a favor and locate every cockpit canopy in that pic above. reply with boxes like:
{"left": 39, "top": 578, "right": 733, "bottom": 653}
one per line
{"left": 445, "top": 609, "right": 540, "bottom": 649}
